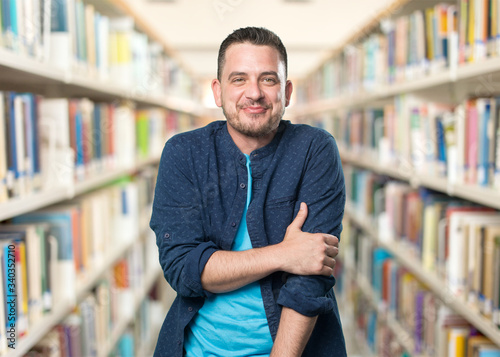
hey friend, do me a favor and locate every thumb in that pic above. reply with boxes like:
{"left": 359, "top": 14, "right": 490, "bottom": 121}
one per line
{"left": 290, "top": 202, "right": 308, "bottom": 230}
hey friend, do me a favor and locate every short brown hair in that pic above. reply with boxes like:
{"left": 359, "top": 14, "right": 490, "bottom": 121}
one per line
{"left": 217, "top": 27, "right": 288, "bottom": 81}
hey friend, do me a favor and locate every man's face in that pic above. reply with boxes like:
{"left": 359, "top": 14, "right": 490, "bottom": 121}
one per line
{"left": 212, "top": 43, "right": 293, "bottom": 138}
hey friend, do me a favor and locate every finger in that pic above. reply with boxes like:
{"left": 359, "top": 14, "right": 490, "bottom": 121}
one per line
{"left": 323, "top": 256, "right": 336, "bottom": 270}
{"left": 324, "top": 235, "right": 339, "bottom": 247}
{"left": 289, "top": 202, "right": 308, "bottom": 230}
{"left": 325, "top": 246, "right": 339, "bottom": 258}
{"left": 320, "top": 265, "right": 334, "bottom": 277}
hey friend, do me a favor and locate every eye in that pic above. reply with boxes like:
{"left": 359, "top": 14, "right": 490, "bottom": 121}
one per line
{"left": 232, "top": 77, "right": 244, "bottom": 83}
{"left": 263, "top": 77, "right": 277, "bottom": 84}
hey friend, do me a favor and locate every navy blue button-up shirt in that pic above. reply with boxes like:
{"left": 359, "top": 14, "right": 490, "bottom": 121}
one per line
{"left": 150, "top": 120, "right": 347, "bottom": 356}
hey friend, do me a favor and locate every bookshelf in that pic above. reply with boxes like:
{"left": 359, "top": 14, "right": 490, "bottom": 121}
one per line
{"left": 355, "top": 270, "right": 429, "bottom": 357}
{"left": 292, "top": 0, "right": 500, "bottom": 355}
{"left": 6, "top": 221, "right": 140, "bottom": 357}
{"left": 346, "top": 207, "right": 500, "bottom": 349}
{"left": 0, "top": 0, "right": 203, "bottom": 355}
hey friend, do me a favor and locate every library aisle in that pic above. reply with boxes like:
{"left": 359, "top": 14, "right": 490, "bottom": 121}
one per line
{"left": 2, "top": 0, "right": 500, "bottom": 356}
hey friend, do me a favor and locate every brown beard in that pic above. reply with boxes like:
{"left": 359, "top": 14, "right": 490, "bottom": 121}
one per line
{"left": 223, "top": 105, "right": 284, "bottom": 138}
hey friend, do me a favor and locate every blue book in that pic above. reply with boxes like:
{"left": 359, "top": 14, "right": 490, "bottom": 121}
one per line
{"left": 30, "top": 95, "right": 41, "bottom": 177}
{"left": 1, "top": 0, "right": 10, "bottom": 34}
{"left": 436, "top": 116, "right": 447, "bottom": 175}
{"left": 8, "top": 0, "right": 16, "bottom": 36}
{"left": 75, "top": 107, "right": 84, "bottom": 170}
{"left": 372, "top": 248, "right": 392, "bottom": 300}
{"left": 13, "top": 211, "right": 73, "bottom": 261}
{"left": 50, "top": 0, "right": 68, "bottom": 32}
{"left": 7, "top": 93, "right": 17, "bottom": 185}
{"left": 118, "top": 332, "right": 134, "bottom": 357}
{"left": 366, "top": 310, "right": 377, "bottom": 350}
{"left": 479, "top": 349, "right": 500, "bottom": 357}
{"left": 479, "top": 101, "right": 491, "bottom": 186}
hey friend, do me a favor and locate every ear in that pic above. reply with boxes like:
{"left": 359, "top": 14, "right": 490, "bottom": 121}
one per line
{"left": 285, "top": 80, "right": 293, "bottom": 107}
{"left": 212, "top": 79, "right": 222, "bottom": 107}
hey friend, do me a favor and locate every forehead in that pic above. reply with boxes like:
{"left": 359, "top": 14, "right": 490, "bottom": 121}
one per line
{"left": 222, "top": 43, "right": 284, "bottom": 76}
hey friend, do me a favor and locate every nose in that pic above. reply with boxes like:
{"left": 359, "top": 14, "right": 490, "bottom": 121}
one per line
{"left": 245, "top": 80, "right": 263, "bottom": 101}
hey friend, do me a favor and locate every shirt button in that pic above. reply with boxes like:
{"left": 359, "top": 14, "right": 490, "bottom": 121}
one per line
{"left": 188, "top": 307, "right": 193, "bottom": 312}
{"left": 231, "top": 222, "right": 236, "bottom": 227}
{"left": 240, "top": 183, "right": 246, "bottom": 189}
{"left": 164, "top": 233, "right": 170, "bottom": 239}
{"left": 177, "top": 340, "right": 182, "bottom": 345}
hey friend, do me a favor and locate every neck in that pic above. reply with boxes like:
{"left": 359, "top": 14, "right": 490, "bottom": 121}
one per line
{"left": 227, "top": 125, "right": 277, "bottom": 155}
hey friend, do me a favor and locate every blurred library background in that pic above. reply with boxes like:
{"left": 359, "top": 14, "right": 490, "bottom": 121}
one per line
{"left": 1, "top": 0, "right": 500, "bottom": 356}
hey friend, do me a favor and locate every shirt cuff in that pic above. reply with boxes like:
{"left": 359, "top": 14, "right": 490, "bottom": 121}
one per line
{"left": 182, "top": 242, "right": 218, "bottom": 297}
{"left": 277, "top": 275, "right": 336, "bottom": 317}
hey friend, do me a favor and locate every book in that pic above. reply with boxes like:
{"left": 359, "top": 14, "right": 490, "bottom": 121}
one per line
{"left": 13, "top": 208, "right": 77, "bottom": 305}
{"left": 49, "top": 0, "right": 71, "bottom": 70}
{"left": 38, "top": 97, "right": 74, "bottom": 190}
{"left": 0, "top": 92, "right": 7, "bottom": 202}
{"left": 447, "top": 211, "right": 500, "bottom": 298}
{"left": 0, "top": 224, "right": 44, "bottom": 326}
{"left": 482, "top": 225, "right": 500, "bottom": 318}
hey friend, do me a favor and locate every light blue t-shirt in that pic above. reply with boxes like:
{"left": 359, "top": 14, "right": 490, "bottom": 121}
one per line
{"left": 184, "top": 154, "right": 273, "bottom": 356}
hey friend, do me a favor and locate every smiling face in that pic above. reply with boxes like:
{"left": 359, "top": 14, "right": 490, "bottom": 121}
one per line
{"left": 212, "top": 43, "right": 293, "bottom": 146}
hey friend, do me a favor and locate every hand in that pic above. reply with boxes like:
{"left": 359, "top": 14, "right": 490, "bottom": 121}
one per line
{"left": 278, "top": 202, "right": 339, "bottom": 277}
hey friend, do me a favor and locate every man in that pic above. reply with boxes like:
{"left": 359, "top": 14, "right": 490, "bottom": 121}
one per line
{"left": 150, "top": 27, "right": 346, "bottom": 356}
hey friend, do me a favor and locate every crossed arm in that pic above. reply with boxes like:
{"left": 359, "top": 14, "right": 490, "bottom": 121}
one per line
{"left": 200, "top": 202, "right": 339, "bottom": 356}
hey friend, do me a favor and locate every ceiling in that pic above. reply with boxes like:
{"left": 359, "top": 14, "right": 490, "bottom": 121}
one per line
{"left": 129, "top": 0, "right": 396, "bottom": 83}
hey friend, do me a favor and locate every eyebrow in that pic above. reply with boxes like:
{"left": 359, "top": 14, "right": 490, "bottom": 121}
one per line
{"left": 226, "top": 71, "right": 280, "bottom": 80}
{"left": 227, "top": 72, "right": 247, "bottom": 80}
{"left": 260, "top": 71, "right": 279, "bottom": 78}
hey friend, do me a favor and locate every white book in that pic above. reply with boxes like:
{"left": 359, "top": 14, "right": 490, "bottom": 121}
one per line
{"left": 0, "top": 93, "right": 7, "bottom": 202}
{"left": 97, "top": 15, "right": 110, "bottom": 80}
{"left": 497, "top": 0, "right": 500, "bottom": 57}
{"left": 41, "top": 0, "right": 52, "bottom": 62}
{"left": 474, "top": 0, "right": 487, "bottom": 61}
{"left": 113, "top": 103, "right": 136, "bottom": 169}
{"left": 454, "top": 105, "right": 466, "bottom": 184}
{"left": 38, "top": 98, "right": 74, "bottom": 189}
{"left": 13, "top": 96, "right": 26, "bottom": 197}
{"left": 448, "top": 212, "right": 500, "bottom": 298}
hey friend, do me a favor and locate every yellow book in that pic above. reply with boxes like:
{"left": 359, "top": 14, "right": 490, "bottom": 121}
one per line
{"left": 426, "top": 8, "right": 435, "bottom": 60}
{"left": 455, "top": 334, "right": 466, "bottom": 357}
{"left": 117, "top": 33, "right": 131, "bottom": 64}
{"left": 491, "top": 0, "right": 498, "bottom": 56}
{"left": 468, "top": 0, "right": 475, "bottom": 61}
{"left": 19, "top": 242, "right": 28, "bottom": 316}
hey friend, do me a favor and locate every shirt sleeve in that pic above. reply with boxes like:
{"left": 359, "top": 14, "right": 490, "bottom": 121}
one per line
{"left": 276, "top": 131, "right": 346, "bottom": 317}
{"left": 150, "top": 140, "right": 218, "bottom": 298}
